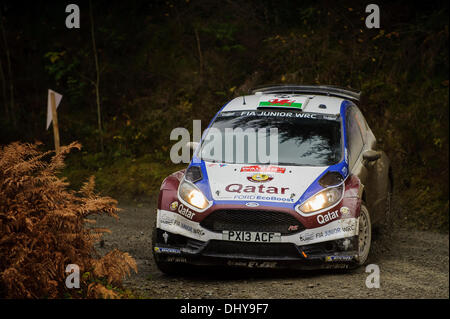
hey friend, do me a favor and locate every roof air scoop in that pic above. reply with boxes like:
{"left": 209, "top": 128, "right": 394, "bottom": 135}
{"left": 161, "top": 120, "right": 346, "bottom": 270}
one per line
{"left": 251, "top": 84, "right": 361, "bottom": 102}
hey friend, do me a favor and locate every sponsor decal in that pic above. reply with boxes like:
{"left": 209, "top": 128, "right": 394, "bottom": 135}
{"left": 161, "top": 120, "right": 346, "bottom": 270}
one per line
{"left": 342, "top": 166, "right": 348, "bottom": 176}
{"left": 325, "top": 255, "right": 355, "bottom": 262}
{"left": 247, "top": 173, "right": 274, "bottom": 183}
{"left": 154, "top": 247, "right": 181, "bottom": 254}
{"left": 234, "top": 194, "right": 295, "bottom": 203}
{"left": 245, "top": 202, "right": 259, "bottom": 207}
{"left": 208, "top": 163, "right": 227, "bottom": 168}
{"left": 165, "top": 256, "right": 187, "bottom": 263}
{"left": 299, "top": 232, "right": 315, "bottom": 242}
{"left": 177, "top": 203, "right": 195, "bottom": 220}
{"left": 160, "top": 215, "right": 174, "bottom": 226}
{"left": 322, "top": 263, "right": 350, "bottom": 269}
{"left": 240, "top": 165, "right": 286, "bottom": 174}
{"left": 240, "top": 111, "right": 320, "bottom": 119}
{"left": 288, "top": 225, "right": 299, "bottom": 232}
{"left": 219, "top": 111, "right": 236, "bottom": 117}
{"left": 317, "top": 209, "right": 340, "bottom": 225}
{"left": 315, "top": 227, "right": 341, "bottom": 239}
{"left": 298, "top": 218, "right": 358, "bottom": 244}
{"left": 173, "top": 219, "right": 205, "bottom": 236}
{"left": 341, "top": 224, "right": 356, "bottom": 232}
{"left": 225, "top": 183, "right": 289, "bottom": 195}
{"left": 227, "top": 261, "right": 277, "bottom": 268}
{"left": 163, "top": 232, "right": 169, "bottom": 243}
{"left": 340, "top": 206, "right": 350, "bottom": 216}
{"left": 340, "top": 216, "right": 357, "bottom": 232}
{"left": 170, "top": 201, "right": 178, "bottom": 211}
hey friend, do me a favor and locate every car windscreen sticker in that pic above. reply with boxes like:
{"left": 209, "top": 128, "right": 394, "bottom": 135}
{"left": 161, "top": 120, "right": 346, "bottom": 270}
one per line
{"left": 219, "top": 110, "right": 339, "bottom": 121}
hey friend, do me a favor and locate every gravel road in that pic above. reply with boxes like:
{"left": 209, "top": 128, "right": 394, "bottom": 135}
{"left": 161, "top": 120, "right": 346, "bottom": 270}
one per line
{"left": 92, "top": 199, "right": 449, "bottom": 299}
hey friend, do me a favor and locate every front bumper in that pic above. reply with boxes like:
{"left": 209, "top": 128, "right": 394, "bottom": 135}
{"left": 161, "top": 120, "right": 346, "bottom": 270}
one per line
{"left": 153, "top": 229, "right": 360, "bottom": 270}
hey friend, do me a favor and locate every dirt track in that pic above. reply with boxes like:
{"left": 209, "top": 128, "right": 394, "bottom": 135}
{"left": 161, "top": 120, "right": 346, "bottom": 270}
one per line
{"left": 92, "top": 199, "right": 449, "bottom": 299}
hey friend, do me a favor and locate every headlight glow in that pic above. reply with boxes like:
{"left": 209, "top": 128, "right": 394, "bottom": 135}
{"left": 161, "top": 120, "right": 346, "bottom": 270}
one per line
{"left": 178, "top": 180, "right": 210, "bottom": 210}
{"left": 298, "top": 184, "right": 344, "bottom": 214}
{"left": 187, "top": 189, "right": 208, "bottom": 208}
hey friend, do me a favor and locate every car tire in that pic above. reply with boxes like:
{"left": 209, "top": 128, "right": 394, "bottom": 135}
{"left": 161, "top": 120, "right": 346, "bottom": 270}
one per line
{"left": 357, "top": 203, "right": 372, "bottom": 266}
{"left": 374, "top": 177, "right": 393, "bottom": 235}
{"left": 151, "top": 220, "right": 184, "bottom": 276}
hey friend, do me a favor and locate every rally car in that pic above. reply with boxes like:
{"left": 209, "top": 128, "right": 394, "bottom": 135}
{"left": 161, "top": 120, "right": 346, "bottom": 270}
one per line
{"left": 152, "top": 85, "right": 392, "bottom": 274}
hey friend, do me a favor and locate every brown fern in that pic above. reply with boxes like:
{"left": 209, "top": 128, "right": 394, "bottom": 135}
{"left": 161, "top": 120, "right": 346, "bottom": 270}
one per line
{"left": 0, "top": 142, "right": 137, "bottom": 298}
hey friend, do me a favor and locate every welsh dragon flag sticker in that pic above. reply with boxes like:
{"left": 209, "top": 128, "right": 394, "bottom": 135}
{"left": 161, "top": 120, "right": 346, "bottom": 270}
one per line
{"left": 258, "top": 95, "right": 308, "bottom": 109}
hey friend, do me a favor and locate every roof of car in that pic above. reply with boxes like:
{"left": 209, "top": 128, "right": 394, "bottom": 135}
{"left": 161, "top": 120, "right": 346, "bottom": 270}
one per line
{"left": 221, "top": 93, "right": 347, "bottom": 115}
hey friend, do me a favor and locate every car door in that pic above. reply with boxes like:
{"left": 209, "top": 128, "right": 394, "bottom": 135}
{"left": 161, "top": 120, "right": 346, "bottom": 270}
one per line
{"left": 345, "top": 104, "right": 380, "bottom": 222}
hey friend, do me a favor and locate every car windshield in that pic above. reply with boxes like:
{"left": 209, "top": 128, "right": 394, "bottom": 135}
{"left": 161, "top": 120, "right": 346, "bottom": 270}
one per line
{"left": 199, "top": 110, "right": 342, "bottom": 166}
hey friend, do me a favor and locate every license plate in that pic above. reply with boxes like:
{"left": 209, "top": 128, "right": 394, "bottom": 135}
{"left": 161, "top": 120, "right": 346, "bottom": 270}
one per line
{"left": 222, "top": 230, "right": 281, "bottom": 243}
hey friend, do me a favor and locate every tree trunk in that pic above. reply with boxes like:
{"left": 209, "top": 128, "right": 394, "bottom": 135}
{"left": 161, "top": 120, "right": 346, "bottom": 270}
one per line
{"left": 194, "top": 27, "right": 203, "bottom": 78}
{"left": 0, "top": 57, "right": 8, "bottom": 120}
{"left": 89, "top": 0, "right": 104, "bottom": 153}
{"left": 0, "top": 14, "right": 14, "bottom": 126}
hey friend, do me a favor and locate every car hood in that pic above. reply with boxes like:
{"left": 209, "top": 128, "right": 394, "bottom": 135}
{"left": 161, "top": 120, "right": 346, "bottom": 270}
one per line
{"left": 204, "top": 163, "right": 327, "bottom": 205}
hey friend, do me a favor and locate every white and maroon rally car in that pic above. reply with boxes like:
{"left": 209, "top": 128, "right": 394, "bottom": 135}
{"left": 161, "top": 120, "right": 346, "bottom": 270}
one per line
{"left": 152, "top": 85, "right": 392, "bottom": 274}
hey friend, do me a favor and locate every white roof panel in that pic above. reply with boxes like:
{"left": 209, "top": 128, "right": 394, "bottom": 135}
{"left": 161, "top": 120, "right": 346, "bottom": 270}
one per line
{"left": 222, "top": 93, "right": 345, "bottom": 115}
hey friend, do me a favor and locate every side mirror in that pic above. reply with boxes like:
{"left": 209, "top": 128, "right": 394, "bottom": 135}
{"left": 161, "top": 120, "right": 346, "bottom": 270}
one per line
{"left": 362, "top": 150, "right": 381, "bottom": 166}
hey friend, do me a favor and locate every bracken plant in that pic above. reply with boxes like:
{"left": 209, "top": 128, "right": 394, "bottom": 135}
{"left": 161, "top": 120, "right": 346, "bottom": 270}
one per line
{"left": 0, "top": 142, "right": 137, "bottom": 298}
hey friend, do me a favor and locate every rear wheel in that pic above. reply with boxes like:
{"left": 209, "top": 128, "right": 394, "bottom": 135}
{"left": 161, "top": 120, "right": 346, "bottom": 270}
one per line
{"left": 357, "top": 203, "right": 372, "bottom": 266}
{"left": 385, "top": 177, "right": 393, "bottom": 224}
{"left": 374, "top": 177, "right": 393, "bottom": 234}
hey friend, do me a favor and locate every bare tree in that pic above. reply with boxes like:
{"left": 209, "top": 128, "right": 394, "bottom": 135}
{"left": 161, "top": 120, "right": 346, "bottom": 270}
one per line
{"left": 194, "top": 27, "right": 204, "bottom": 78}
{"left": 0, "top": 13, "right": 14, "bottom": 126}
{"left": 89, "top": 0, "right": 104, "bottom": 153}
{"left": 0, "top": 56, "right": 7, "bottom": 120}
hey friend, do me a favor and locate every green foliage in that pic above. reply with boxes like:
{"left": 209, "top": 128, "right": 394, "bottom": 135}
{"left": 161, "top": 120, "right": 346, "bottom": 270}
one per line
{"left": 64, "top": 152, "right": 185, "bottom": 201}
{"left": 0, "top": 1, "right": 448, "bottom": 230}
{"left": 201, "top": 23, "right": 245, "bottom": 52}
{"left": 257, "top": 6, "right": 448, "bottom": 231}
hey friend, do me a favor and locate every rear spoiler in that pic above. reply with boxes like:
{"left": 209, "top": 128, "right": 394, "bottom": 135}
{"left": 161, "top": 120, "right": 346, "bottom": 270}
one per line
{"left": 251, "top": 84, "right": 361, "bottom": 102}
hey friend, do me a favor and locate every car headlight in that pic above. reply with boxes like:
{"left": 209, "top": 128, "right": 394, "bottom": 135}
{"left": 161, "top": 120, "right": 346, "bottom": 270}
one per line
{"left": 178, "top": 179, "right": 210, "bottom": 210}
{"left": 297, "top": 184, "right": 344, "bottom": 214}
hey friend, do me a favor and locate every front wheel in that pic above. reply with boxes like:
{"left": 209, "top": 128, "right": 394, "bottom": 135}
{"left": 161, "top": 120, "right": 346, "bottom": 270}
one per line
{"left": 356, "top": 203, "right": 372, "bottom": 266}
